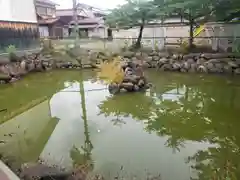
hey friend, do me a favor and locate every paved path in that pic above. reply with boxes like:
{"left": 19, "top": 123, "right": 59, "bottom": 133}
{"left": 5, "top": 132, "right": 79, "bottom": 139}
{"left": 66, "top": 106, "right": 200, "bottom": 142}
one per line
{"left": 0, "top": 161, "right": 20, "bottom": 180}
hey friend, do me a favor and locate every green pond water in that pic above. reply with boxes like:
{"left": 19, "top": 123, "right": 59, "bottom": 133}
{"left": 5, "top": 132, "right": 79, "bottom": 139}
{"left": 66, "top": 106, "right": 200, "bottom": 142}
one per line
{"left": 0, "top": 70, "right": 240, "bottom": 180}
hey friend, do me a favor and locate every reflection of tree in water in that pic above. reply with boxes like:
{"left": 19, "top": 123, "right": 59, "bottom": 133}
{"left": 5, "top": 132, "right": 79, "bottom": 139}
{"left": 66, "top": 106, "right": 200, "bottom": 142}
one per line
{"left": 99, "top": 75, "right": 240, "bottom": 180}
{"left": 70, "top": 78, "right": 93, "bottom": 173}
{"left": 147, "top": 84, "right": 240, "bottom": 180}
{"left": 111, "top": 114, "right": 126, "bottom": 127}
{"left": 98, "top": 92, "right": 155, "bottom": 121}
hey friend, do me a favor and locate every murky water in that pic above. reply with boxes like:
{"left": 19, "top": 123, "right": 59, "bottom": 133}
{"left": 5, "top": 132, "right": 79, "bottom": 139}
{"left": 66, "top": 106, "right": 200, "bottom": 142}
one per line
{"left": 1, "top": 70, "right": 240, "bottom": 180}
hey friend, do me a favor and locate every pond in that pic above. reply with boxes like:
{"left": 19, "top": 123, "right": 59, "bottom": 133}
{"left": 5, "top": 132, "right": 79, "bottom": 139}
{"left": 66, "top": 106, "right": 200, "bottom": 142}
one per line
{"left": 0, "top": 70, "right": 240, "bottom": 180}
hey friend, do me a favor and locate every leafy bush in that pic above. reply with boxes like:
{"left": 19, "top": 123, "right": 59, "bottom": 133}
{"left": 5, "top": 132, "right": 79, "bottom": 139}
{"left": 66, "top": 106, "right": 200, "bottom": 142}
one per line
{"left": 97, "top": 56, "right": 124, "bottom": 84}
{"left": 5, "top": 45, "right": 16, "bottom": 54}
{"left": 5, "top": 45, "right": 18, "bottom": 62}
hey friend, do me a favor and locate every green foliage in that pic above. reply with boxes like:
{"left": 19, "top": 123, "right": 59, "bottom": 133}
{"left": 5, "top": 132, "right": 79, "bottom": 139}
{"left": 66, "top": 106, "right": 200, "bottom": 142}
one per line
{"left": 5, "top": 45, "right": 18, "bottom": 62}
{"left": 5, "top": 45, "right": 16, "bottom": 54}
{"left": 106, "top": 0, "right": 158, "bottom": 48}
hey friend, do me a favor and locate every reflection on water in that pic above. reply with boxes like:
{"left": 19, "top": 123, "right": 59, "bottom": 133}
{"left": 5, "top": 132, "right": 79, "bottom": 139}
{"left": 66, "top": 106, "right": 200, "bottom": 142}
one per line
{"left": 0, "top": 70, "right": 240, "bottom": 180}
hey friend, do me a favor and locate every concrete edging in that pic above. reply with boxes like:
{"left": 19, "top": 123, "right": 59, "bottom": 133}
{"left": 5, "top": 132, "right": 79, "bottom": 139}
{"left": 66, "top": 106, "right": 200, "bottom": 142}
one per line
{"left": 0, "top": 161, "right": 20, "bottom": 180}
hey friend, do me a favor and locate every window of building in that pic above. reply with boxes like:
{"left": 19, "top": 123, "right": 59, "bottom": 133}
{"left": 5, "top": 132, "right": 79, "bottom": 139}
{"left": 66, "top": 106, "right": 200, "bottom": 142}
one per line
{"left": 47, "top": 8, "right": 55, "bottom": 16}
{"left": 37, "top": 7, "right": 47, "bottom": 15}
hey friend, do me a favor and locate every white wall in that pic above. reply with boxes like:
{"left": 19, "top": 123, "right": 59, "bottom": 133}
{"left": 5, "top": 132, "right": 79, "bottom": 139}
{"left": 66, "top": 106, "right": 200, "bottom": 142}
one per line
{"left": 39, "top": 26, "right": 50, "bottom": 37}
{"left": 204, "top": 22, "right": 240, "bottom": 51}
{"left": 0, "top": 0, "right": 37, "bottom": 23}
{"left": 88, "top": 28, "right": 107, "bottom": 38}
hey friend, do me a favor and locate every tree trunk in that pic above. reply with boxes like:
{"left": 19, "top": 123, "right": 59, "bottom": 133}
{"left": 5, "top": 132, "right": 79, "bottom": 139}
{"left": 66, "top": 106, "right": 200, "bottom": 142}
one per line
{"left": 135, "top": 24, "right": 144, "bottom": 49}
{"left": 189, "top": 20, "right": 194, "bottom": 49}
{"left": 189, "top": 14, "right": 194, "bottom": 50}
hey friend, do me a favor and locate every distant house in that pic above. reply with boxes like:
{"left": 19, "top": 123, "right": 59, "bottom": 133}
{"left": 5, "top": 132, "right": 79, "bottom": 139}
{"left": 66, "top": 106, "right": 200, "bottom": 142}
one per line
{"left": 36, "top": 0, "right": 65, "bottom": 38}
{"left": 56, "top": 3, "right": 109, "bottom": 38}
{"left": 0, "top": 0, "right": 38, "bottom": 49}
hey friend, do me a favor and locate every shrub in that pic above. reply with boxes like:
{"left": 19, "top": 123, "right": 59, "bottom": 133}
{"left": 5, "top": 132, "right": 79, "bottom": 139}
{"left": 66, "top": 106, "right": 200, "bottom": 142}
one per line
{"left": 97, "top": 56, "right": 124, "bottom": 84}
{"left": 5, "top": 45, "right": 18, "bottom": 62}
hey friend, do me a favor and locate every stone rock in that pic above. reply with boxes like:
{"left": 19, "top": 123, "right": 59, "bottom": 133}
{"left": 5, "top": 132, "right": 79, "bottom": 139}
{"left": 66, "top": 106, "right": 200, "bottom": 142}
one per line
{"left": 146, "top": 56, "right": 153, "bottom": 62}
{"left": 123, "top": 57, "right": 130, "bottom": 62}
{"left": 131, "top": 57, "right": 138, "bottom": 62}
{"left": 160, "top": 64, "right": 172, "bottom": 71}
{"left": 187, "top": 58, "right": 195, "bottom": 64}
{"left": 120, "top": 82, "right": 134, "bottom": 91}
{"left": 215, "top": 63, "right": 224, "bottom": 70}
{"left": 183, "top": 62, "right": 190, "bottom": 70}
{"left": 152, "top": 56, "right": 160, "bottom": 61}
{"left": 206, "top": 62, "right": 214, "bottom": 70}
{"left": 183, "top": 53, "right": 199, "bottom": 60}
{"left": 235, "top": 59, "right": 240, "bottom": 66}
{"left": 172, "top": 63, "right": 181, "bottom": 71}
{"left": 158, "top": 52, "right": 169, "bottom": 58}
{"left": 108, "top": 83, "right": 120, "bottom": 94}
{"left": 142, "top": 61, "right": 151, "bottom": 68}
{"left": 142, "top": 52, "right": 148, "bottom": 59}
{"left": 201, "top": 53, "right": 228, "bottom": 59}
{"left": 133, "top": 84, "right": 140, "bottom": 91}
{"left": 158, "top": 57, "right": 169, "bottom": 65}
{"left": 234, "top": 68, "right": 240, "bottom": 75}
{"left": 197, "top": 65, "right": 208, "bottom": 73}
{"left": 197, "top": 58, "right": 206, "bottom": 65}
{"left": 180, "top": 68, "right": 187, "bottom": 73}
{"left": 223, "top": 65, "right": 233, "bottom": 74}
{"left": 122, "top": 51, "right": 135, "bottom": 58}
{"left": 0, "top": 73, "right": 11, "bottom": 83}
{"left": 172, "top": 54, "right": 178, "bottom": 60}
{"left": 135, "top": 52, "right": 142, "bottom": 58}
{"left": 123, "top": 75, "right": 139, "bottom": 84}
{"left": 189, "top": 63, "right": 197, "bottom": 72}
{"left": 208, "top": 67, "right": 220, "bottom": 73}
{"left": 149, "top": 61, "right": 158, "bottom": 68}
{"left": 207, "top": 59, "right": 221, "bottom": 64}
{"left": 138, "top": 79, "right": 145, "bottom": 87}
{"left": 20, "top": 60, "right": 27, "bottom": 71}
{"left": 228, "top": 61, "right": 239, "bottom": 68}
{"left": 152, "top": 51, "right": 159, "bottom": 56}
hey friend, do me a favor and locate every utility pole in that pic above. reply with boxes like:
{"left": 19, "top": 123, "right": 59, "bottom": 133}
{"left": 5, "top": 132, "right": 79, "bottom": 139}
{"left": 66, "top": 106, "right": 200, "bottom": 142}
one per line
{"left": 73, "top": 0, "right": 79, "bottom": 46}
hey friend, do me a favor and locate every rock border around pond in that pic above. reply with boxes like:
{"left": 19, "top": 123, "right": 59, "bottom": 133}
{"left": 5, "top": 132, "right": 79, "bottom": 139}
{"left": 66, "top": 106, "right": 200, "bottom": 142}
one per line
{"left": 121, "top": 51, "right": 240, "bottom": 75}
{"left": 1, "top": 50, "right": 240, "bottom": 84}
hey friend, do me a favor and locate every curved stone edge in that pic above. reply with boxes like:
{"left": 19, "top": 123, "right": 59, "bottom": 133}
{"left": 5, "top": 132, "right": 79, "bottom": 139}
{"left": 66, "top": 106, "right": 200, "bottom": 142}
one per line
{"left": 0, "top": 161, "right": 20, "bottom": 180}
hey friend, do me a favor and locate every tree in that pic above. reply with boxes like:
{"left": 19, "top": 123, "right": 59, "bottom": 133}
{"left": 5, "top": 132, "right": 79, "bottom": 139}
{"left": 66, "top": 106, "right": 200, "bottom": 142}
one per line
{"left": 211, "top": 0, "right": 240, "bottom": 21}
{"left": 154, "top": 0, "right": 213, "bottom": 49}
{"left": 106, "top": 0, "right": 158, "bottom": 48}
